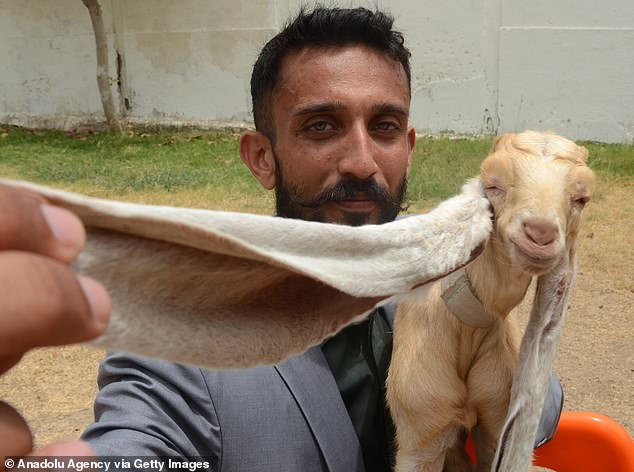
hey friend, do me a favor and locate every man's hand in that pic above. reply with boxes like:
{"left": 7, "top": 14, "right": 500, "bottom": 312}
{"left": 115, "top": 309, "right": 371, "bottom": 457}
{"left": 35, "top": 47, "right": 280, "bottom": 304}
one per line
{"left": 0, "top": 184, "right": 111, "bottom": 459}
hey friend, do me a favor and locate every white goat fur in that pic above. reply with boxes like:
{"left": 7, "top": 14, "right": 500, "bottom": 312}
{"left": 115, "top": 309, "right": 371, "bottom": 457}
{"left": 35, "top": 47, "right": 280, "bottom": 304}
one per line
{"left": 386, "top": 131, "right": 595, "bottom": 471}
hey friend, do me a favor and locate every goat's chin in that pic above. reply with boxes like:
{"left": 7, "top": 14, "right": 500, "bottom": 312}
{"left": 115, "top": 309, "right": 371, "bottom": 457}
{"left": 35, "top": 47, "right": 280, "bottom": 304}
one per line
{"left": 511, "top": 248, "right": 562, "bottom": 276}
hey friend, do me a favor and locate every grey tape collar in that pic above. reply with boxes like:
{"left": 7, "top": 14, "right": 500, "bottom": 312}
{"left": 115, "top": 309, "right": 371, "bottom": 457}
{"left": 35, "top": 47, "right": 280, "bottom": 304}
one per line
{"left": 441, "top": 269, "right": 496, "bottom": 328}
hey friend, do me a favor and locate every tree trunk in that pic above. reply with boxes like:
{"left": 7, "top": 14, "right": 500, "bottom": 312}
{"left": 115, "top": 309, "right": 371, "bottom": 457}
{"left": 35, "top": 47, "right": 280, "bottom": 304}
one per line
{"left": 81, "top": 0, "right": 122, "bottom": 133}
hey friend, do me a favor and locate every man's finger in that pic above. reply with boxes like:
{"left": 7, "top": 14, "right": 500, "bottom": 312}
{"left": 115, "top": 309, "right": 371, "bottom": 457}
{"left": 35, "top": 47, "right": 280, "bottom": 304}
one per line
{"left": 0, "top": 252, "right": 110, "bottom": 357}
{"left": 0, "top": 355, "right": 23, "bottom": 377}
{"left": 29, "top": 439, "right": 95, "bottom": 456}
{"left": 0, "top": 185, "right": 85, "bottom": 263}
{"left": 0, "top": 401, "right": 33, "bottom": 460}
{"left": 0, "top": 404, "right": 94, "bottom": 465}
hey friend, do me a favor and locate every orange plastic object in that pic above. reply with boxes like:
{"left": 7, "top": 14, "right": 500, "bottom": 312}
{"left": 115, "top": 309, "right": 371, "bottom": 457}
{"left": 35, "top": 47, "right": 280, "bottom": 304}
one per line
{"left": 533, "top": 411, "right": 634, "bottom": 472}
{"left": 465, "top": 411, "right": 634, "bottom": 471}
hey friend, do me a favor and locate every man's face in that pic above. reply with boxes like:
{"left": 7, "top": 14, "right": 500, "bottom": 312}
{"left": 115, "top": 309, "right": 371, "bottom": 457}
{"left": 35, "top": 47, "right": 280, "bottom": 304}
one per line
{"left": 269, "top": 45, "right": 416, "bottom": 226}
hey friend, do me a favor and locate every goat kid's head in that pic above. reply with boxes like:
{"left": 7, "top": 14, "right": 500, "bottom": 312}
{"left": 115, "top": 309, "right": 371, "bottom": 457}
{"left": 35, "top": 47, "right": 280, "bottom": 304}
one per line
{"left": 480, "top": 130, "right": 595, "bottom": 275}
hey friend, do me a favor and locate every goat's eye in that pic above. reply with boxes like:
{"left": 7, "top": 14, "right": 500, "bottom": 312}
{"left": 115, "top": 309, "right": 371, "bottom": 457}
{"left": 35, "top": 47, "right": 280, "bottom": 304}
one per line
{"left": 572, "top": 195, "right": 590, "bottom": 211}
{"left": 484, "top": 184, "right": 506, "bottom": 199}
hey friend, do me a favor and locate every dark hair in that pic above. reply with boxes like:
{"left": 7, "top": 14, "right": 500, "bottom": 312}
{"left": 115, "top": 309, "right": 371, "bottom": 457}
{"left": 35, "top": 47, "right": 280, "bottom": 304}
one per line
{"left": 250, "top": 6, "right": 411, "bottom": 140}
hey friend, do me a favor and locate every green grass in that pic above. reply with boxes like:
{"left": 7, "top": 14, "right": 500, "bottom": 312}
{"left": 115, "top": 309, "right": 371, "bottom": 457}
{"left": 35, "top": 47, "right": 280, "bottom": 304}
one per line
{"left": 407, "top": 137, "right": 494, "bottom": 207}
{"left": 0, "top": 127, "right": 259, "bottom": 194}
{"left": 582, "top": 141, "right": 634, "bottom": 178}
{"left": 0, "top": 126, "right": 632, "bottom": 212}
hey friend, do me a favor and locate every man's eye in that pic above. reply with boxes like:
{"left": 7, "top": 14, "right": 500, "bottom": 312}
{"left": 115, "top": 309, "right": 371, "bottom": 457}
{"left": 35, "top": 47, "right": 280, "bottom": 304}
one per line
{"left": 308, "top": 121, "right": 333, "bottom": 132}
{"left": 374, "top": 121, "right": 400, "bottom": 132}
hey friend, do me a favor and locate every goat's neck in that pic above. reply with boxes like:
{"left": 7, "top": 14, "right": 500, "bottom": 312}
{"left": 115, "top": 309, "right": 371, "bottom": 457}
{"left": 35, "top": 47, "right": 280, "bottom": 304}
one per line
{"left": 465, "top": 243, "right": 532, "bottom": 319}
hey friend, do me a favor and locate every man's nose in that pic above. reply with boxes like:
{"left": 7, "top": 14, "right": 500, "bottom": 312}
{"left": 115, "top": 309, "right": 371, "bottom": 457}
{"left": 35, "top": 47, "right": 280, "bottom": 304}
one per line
{"left": 337, "top": 125, "right": 379, "bottom": 181}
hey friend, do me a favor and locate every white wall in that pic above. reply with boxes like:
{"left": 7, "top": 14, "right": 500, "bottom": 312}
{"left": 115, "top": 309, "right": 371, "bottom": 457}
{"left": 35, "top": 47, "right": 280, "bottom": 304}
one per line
{"left": 1, "top": 0, "right": 633, "bottom": 142}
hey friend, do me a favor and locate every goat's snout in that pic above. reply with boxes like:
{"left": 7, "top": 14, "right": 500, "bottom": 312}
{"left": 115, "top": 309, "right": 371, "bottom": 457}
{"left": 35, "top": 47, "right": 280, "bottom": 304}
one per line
{"left": 523, "top": 218, "right": 559, "bottom": 247}
{"left": 510, "top": 217, "right": 563, "bottom": 273}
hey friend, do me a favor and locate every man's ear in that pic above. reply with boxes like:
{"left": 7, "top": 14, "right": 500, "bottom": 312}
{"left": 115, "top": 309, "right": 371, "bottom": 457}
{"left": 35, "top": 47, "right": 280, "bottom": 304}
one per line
{"left": 239, "top": 131, "right": 277, "bottom": 190}
{"left": 406, "top": 127, "right": 416, "bottom": 174}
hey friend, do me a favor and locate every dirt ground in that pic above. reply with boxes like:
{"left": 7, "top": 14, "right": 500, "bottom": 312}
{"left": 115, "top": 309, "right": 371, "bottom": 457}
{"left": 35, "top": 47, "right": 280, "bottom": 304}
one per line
{"left": 0, "top": 181, "right": 632, "bottom": 449}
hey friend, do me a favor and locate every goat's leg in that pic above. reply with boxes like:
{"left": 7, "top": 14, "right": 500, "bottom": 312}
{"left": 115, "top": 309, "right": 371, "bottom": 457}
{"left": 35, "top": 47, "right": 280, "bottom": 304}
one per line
{"left": 467, "top": 323, "right": 519, "bottom": 472}
{"left": 471, "top": 390, "right": 516, "bottom": 470}
{"left": 389, "top": 369, "right": 468, "bottom": 472}
{"left": 470, "top": 424, "right": 500, "bottom": 472}
{"left": 442, "top": 428, "right": 474, "bottom": 472}
{"left": 394, "top": 451, "right": 444, "bottom": 472}
{"left": 394, "top": 423, "right": 464, "bottom": 472}
{"left": 389, "top": 295, "right": 471, "bottom": 472}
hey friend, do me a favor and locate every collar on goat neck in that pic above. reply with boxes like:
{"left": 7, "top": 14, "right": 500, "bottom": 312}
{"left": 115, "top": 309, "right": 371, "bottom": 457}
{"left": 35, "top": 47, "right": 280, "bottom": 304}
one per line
{"left": 441, "top": 268, "right": 496, "bottom": 328}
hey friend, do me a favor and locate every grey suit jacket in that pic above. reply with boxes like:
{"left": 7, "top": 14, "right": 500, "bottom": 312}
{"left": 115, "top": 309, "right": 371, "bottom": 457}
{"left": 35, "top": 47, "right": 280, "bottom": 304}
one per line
{"left": 82, "top": 347, "right": 365, "bottom": 472}
{"left": 82, "top": 339, "right": 562, "bottom": 472}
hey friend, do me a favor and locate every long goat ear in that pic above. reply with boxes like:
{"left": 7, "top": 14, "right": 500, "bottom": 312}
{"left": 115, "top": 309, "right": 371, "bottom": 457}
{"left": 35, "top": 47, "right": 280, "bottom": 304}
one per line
{"left": 1, "top": 179, "right": 492, "bottom": 369}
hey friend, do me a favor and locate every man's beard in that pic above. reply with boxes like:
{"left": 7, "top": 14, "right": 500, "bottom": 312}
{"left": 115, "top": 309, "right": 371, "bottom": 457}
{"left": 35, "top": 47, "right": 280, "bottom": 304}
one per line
{"left": 273, "top": 154, "right": 408, "bottom": 226}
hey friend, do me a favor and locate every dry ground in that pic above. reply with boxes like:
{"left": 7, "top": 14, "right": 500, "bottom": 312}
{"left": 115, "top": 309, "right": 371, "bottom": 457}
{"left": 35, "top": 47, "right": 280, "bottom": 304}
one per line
{"left": 0, "top": 181, "right": 632, "bottom": 449}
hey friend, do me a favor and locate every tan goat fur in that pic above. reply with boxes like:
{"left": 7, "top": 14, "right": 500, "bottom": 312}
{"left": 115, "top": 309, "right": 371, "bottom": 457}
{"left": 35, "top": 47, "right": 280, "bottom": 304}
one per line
{"left": 387, "top": 131, "right": 595, "bottom": 472}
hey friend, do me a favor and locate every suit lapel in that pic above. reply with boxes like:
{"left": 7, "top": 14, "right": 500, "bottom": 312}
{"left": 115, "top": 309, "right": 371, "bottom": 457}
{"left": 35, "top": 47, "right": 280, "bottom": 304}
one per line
{"left": 276, "top": 347, "right": 365, "bottom": 472}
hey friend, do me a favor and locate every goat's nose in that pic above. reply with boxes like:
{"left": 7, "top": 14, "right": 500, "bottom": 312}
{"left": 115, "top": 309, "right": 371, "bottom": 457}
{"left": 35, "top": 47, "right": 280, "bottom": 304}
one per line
{"left": 523, "top": 219, "right": 559, "bottom": 246}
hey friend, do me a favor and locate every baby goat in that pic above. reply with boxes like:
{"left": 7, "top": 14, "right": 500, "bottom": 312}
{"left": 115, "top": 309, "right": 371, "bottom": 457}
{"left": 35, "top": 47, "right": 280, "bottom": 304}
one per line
{"left": 386, "top": 131, "right": 595, "bottom": 472}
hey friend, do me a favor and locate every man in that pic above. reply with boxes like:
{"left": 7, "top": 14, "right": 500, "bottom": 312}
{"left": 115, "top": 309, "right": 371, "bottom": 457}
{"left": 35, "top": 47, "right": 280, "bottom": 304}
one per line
{"left": 82, "top": 8, "right": 411, "bottom": 471}
{"left": 0, "top": 6, "right": 561, "bottom": 471}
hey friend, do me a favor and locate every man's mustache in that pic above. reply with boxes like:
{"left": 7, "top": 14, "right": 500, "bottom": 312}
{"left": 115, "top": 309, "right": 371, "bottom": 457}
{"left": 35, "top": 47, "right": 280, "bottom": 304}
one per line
{"left": 299, "top": 179, "right": 402, "bottom": 211}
